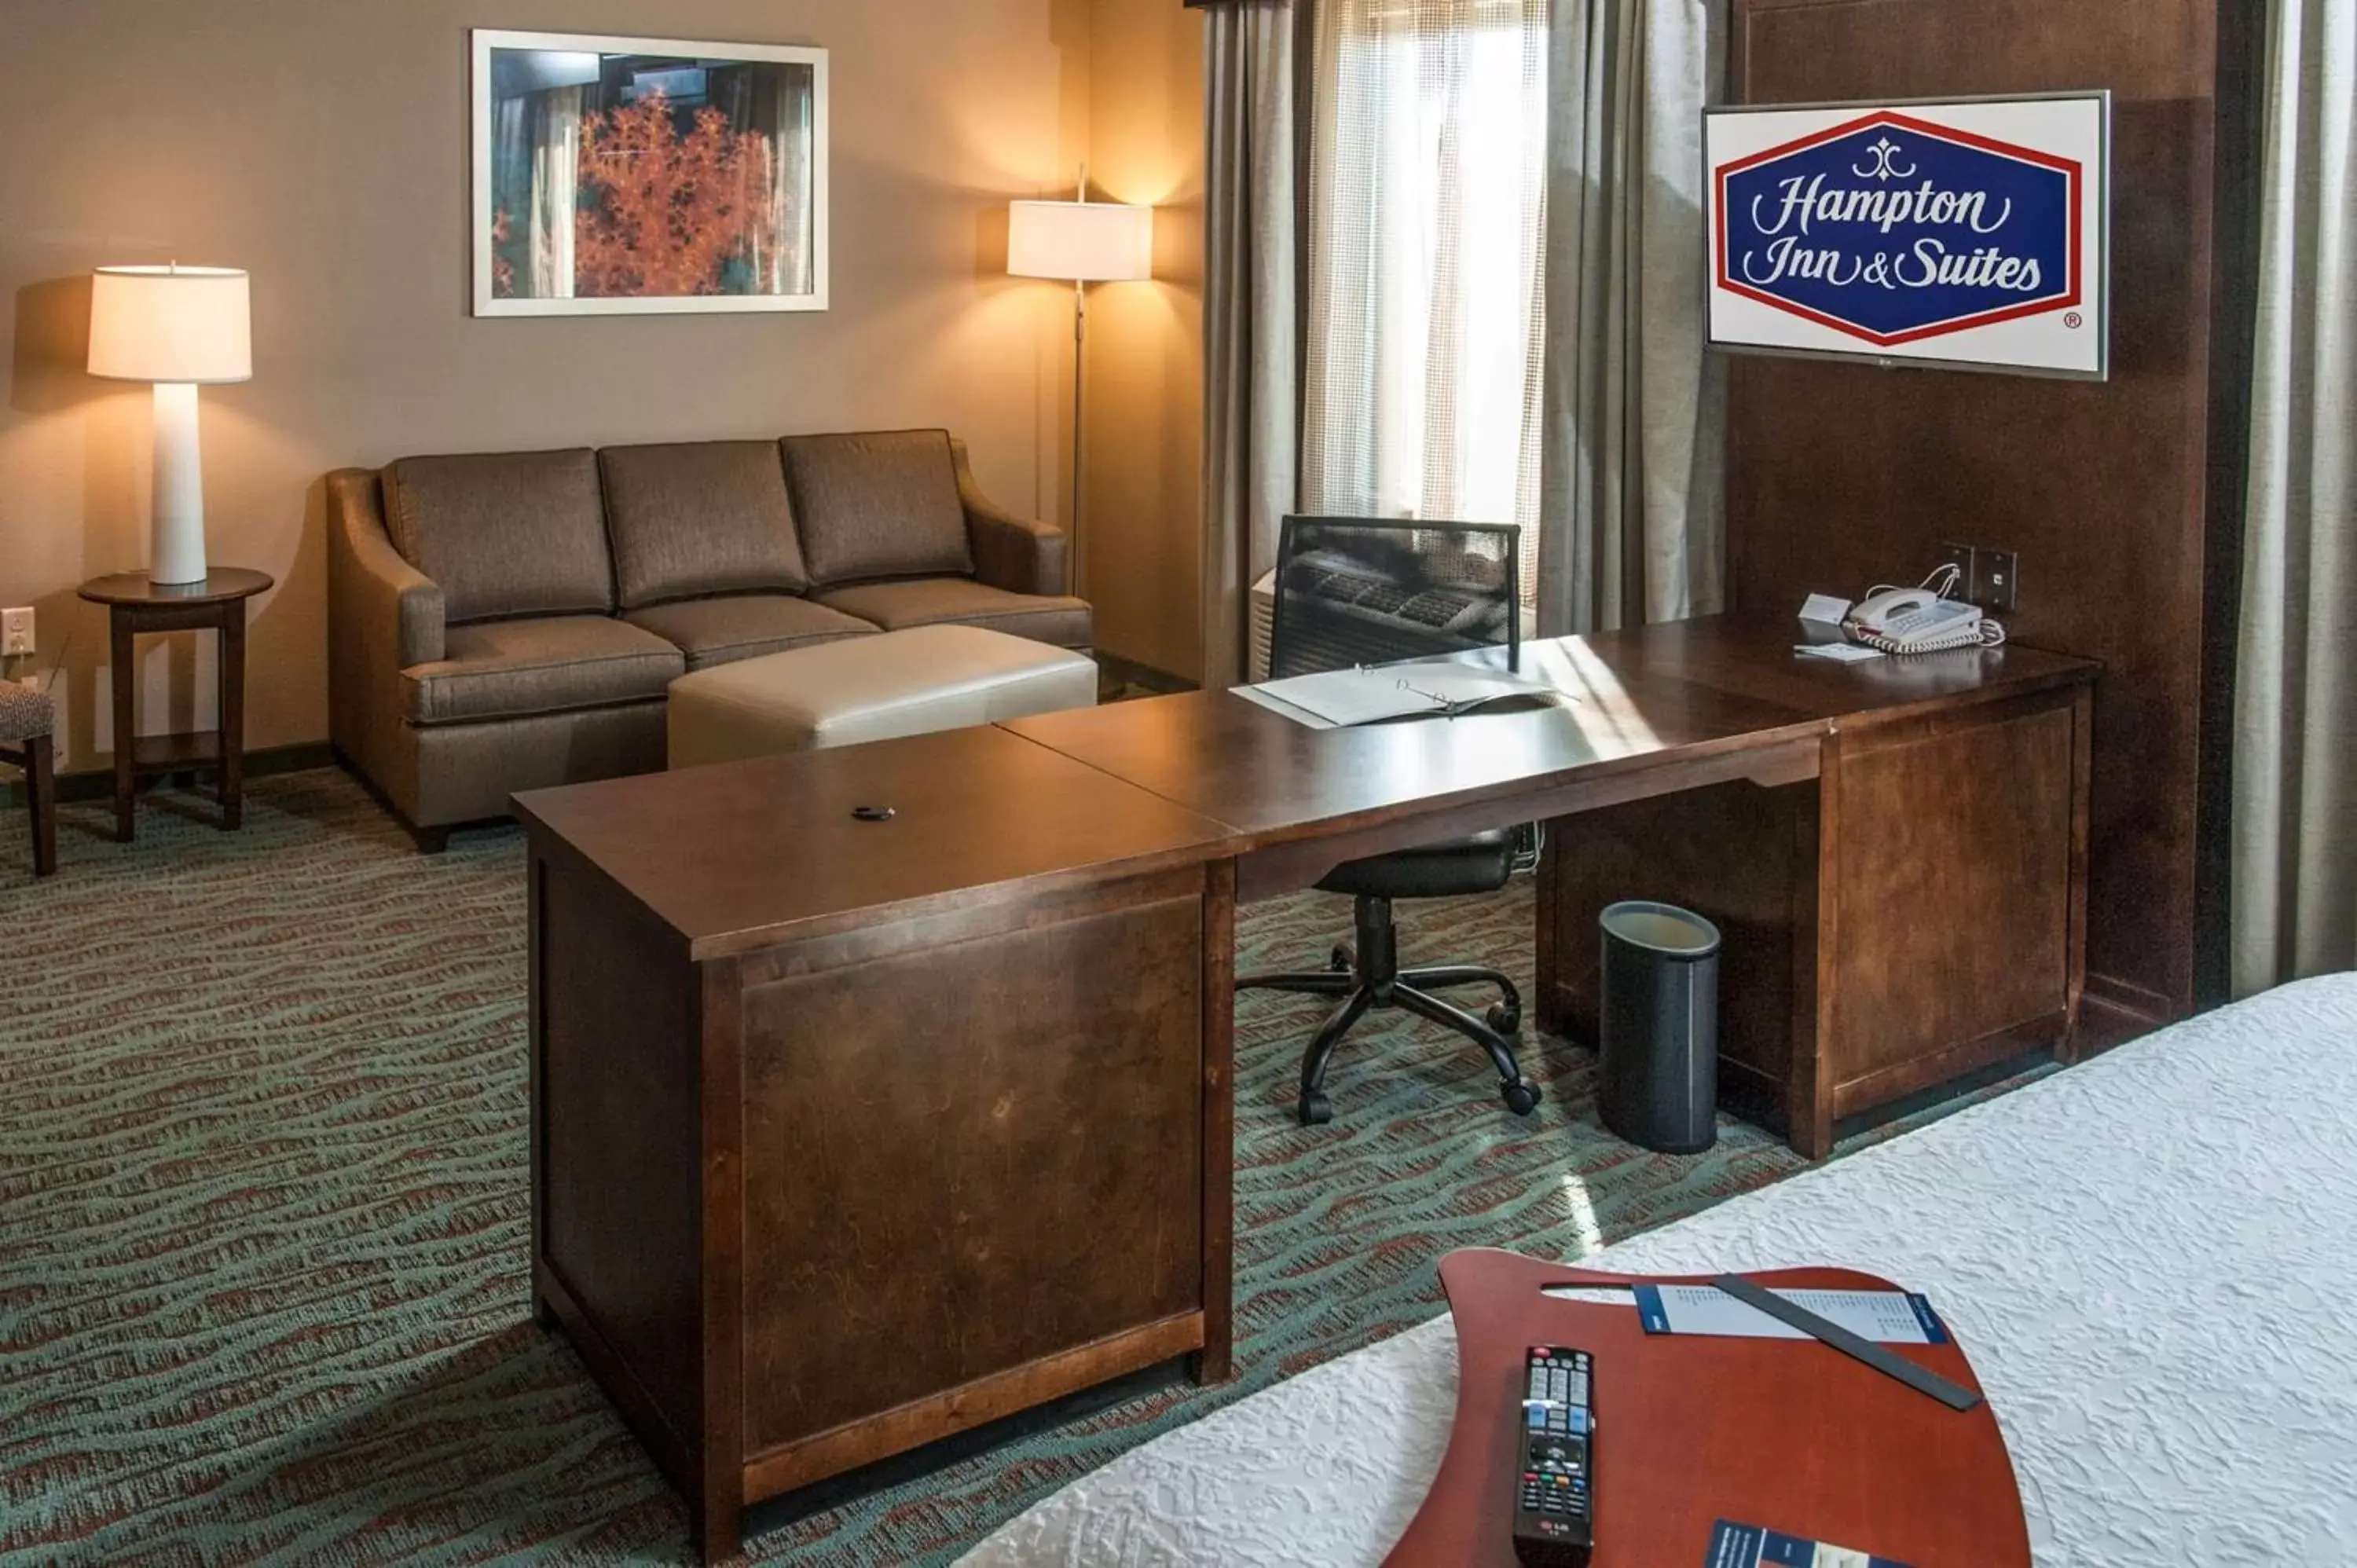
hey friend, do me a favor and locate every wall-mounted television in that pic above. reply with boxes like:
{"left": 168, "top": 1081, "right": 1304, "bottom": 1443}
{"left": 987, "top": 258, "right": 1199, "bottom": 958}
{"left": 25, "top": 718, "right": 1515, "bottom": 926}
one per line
{"left": 1705, "top": 93, "right": 2110, "bottom": 380}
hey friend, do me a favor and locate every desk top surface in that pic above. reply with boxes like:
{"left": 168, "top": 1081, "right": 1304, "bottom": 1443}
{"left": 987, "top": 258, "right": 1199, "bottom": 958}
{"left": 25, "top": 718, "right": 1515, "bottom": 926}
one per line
{"left": 1004, "top": 617, "right": 2095, "bottom": 841}
{"left": 516, "top": 617, "right": 2096, "bottom": 953}
{"left": 512, "top": 723, "right": 1233, "bottom": 956}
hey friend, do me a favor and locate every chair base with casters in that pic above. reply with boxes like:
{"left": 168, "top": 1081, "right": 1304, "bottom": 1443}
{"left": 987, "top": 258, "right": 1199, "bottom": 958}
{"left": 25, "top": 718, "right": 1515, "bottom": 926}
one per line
{"left": 1239, "top": 830, "right": 1542, "bottom": 1126}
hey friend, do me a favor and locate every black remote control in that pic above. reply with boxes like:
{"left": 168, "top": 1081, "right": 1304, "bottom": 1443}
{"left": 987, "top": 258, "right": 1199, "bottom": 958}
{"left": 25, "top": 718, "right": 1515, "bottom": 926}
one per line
{"left": 1512, "top": 1346, "right": 1594, "bottom": 1567}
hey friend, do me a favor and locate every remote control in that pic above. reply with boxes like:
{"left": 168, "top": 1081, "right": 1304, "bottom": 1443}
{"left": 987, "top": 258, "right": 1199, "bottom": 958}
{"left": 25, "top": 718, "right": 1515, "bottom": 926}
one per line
{"left": 1512, "top": 1346, "right": 1594, "bottom": 1567}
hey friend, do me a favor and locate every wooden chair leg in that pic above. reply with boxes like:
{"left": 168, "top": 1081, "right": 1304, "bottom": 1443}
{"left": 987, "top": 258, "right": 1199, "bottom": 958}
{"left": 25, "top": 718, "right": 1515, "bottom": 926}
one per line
{"left": 26, "top": 733, "right": 57, "bottom": 877}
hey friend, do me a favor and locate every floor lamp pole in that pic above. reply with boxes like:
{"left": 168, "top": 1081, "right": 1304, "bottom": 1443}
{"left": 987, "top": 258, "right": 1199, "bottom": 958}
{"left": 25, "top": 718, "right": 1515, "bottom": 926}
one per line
{"left": 1071, "top": 276, "right": 1088, "bottom": 599}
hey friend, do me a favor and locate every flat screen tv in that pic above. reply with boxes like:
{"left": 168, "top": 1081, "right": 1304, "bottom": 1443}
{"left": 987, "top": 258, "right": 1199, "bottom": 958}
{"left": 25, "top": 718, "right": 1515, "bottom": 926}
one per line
{"left": 1704, "top": 92, "right": 2110, "bottom": 380}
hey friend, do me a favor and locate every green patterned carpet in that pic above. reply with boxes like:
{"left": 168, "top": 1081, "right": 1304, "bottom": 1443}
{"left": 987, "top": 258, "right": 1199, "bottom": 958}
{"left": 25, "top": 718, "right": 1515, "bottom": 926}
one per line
{"left": 0, "top": 771, "right": 2039, "bottom": 1564}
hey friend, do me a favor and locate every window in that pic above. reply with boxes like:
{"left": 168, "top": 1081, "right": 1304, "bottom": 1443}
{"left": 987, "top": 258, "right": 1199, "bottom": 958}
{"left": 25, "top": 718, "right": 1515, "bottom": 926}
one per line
{"left": 1300, "top": 0, "right": 1551, "bottom": 603}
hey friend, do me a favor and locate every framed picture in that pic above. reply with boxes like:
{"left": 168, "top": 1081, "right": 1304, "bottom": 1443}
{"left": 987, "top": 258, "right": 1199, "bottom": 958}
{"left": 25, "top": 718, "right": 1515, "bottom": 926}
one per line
{"left": 471, "top": 29, "right": 829, "bottom": 316}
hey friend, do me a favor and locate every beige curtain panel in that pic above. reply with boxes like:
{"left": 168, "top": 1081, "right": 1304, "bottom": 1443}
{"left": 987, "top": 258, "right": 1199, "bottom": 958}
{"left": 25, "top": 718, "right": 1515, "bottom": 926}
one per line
{"left": 1534, "top": 0, "right": 1723, "bottom": 636}
{"left": 1200, "top": 0, "right": 1299, "bottom": 691}
{"left": 2233, "top": 0, "right": 2357, "bottom": 995}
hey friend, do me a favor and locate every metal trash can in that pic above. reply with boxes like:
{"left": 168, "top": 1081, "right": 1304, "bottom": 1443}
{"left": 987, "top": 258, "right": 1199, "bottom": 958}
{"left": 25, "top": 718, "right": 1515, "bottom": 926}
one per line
{"left": 1597, "top": 901, "right": 1722, "bottom": 1154}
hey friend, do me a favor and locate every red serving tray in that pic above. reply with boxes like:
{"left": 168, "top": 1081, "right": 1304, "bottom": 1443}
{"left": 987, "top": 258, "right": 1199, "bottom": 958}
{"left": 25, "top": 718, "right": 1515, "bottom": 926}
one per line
{"left": 1384, "top": 1248, "right": 2030, "bottom": 1567}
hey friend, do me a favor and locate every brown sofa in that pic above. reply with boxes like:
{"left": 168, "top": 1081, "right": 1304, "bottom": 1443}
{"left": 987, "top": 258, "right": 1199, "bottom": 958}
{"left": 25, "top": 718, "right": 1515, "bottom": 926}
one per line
{"left": 328, "top": 429, "right": 1087, "bottom": 848}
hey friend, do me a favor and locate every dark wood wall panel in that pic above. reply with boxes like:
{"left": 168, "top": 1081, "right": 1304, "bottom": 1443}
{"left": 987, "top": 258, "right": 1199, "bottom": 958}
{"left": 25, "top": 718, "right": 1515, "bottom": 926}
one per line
{"left": 1725, "top": 0, "right": 2229, "bottom": 1031}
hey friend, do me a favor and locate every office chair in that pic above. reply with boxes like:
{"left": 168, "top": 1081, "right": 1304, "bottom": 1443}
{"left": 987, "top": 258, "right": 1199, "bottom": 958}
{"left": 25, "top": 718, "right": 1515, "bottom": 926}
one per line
{"left": 1238, "top": 516, "right": 1543, "bottom": 1126}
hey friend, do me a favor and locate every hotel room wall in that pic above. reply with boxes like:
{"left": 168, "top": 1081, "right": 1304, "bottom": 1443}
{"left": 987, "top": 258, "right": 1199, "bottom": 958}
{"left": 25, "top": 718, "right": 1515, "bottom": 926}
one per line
{"left": 1082, "top": 0, "right": 1209, "bottom": 685}
{"left": 1721, "top": 0, "right": 2252, "bottom": 1035}
{"left": 0, "top": 0, "right": 1098, "bottom": 775}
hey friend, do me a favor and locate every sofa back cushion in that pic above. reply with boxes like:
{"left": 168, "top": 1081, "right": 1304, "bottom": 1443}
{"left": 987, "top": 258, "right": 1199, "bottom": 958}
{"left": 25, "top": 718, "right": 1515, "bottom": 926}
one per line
{"left": 599, "top": 441, "right": 810, "bottom": 610}
{"left": 782, "top": 429, "right": 974, "bottom": 588}
{"left": 383, "top": 449, "right": 614, "bottom": 625}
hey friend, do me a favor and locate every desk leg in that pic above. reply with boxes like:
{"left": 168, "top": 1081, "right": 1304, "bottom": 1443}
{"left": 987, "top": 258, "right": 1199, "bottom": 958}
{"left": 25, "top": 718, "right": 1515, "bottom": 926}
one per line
{"left": 1191, "top": 857, "right": 1237, "bottom": 1386}
{"left": 218, "top": 604, "right": 247, "bottom": 830}
{"left": 109, "top": 612, "right": 135, "bottom": 843}
{"left": 1793, "top": 732, "right": 1841, "bottom": 1162}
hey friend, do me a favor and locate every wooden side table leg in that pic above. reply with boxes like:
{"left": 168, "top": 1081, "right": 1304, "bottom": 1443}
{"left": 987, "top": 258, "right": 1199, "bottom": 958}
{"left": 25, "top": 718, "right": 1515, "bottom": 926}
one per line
{"left": 218, "top": 603, "right": 247, "bottom": 830}
{"left": 110, "top": 611, "right": 136, "bottom": 842}
{"left": 27, "top": 733, "right": 57, "bottom": 876}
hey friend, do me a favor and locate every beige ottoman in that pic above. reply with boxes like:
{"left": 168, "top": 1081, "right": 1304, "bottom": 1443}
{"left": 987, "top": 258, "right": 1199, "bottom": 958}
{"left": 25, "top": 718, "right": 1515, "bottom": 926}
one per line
{"left": 666, "top": 623, "right": 1098, "bottom": 769}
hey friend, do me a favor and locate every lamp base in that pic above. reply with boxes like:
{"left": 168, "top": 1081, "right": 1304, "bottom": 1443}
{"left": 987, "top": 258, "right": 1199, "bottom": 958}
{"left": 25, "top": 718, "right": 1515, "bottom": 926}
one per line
{"left": 148, "top": 381, "right": 209, "bottom": 586}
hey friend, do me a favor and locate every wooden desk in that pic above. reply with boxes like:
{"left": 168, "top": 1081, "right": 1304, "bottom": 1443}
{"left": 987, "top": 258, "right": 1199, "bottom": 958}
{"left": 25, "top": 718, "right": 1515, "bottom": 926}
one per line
{"left": 514, "top": 616, "right": 2094, "bottom": 1559}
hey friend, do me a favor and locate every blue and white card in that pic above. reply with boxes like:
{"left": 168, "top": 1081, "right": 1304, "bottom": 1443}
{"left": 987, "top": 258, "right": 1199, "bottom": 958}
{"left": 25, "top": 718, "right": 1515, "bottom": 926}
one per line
{"left": 1634, "top": 1284, "right": 1948, "bottom": 1345}
{"left": 1706, "top": 1519, "right": 1915, "bottom": 1568}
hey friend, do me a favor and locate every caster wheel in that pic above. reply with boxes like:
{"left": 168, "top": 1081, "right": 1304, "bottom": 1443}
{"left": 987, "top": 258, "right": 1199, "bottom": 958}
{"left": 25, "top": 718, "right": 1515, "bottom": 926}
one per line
{"left": 1501, "top": 1077, "right": 1542, "bottom": 1116}
{"left": 1486, "top": 1002, "right": 1522, "bottom": 1035}
{"left": 1329, "top": 945, "right": 1354, "bottom": 973}
{"left": 1297, "top": 1091, "right": 1333, "bottom": 1127}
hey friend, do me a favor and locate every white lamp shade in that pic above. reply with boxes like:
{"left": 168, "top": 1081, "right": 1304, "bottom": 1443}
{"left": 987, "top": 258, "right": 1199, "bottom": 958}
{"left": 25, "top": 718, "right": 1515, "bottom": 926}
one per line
{"left": 87, "top": 265, "right": 252, "bottom": 384}
{"left": 1008, "top": 200, "right": 1153, "bottom": 284}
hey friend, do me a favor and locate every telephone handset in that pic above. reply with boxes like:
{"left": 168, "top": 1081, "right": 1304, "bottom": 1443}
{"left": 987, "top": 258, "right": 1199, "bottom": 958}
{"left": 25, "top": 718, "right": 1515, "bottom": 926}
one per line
{"left": 1843, "top": 566, "right": 2007, "bottom": 655}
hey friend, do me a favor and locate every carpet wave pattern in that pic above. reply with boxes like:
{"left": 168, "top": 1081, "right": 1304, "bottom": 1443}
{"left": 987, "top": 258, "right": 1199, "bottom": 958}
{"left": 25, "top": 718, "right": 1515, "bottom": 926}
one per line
{"left": 0, "top": 772, "right": 2036, "bottom": 1564}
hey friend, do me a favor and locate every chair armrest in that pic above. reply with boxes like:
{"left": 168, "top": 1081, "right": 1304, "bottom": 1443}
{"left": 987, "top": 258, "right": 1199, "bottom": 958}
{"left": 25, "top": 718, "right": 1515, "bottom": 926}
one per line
{"left": 953, "top": 439, "right": 1071, "bottom": 597}
{"left": 328, "top": 467, "right": 445, "bottom": 791}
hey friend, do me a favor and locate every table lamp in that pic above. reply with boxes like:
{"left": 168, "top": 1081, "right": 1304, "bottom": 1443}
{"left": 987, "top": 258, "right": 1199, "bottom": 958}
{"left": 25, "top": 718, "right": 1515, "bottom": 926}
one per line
{"left": 86, "top": 264, "right": 253, "bottom": 586}
{"left": 1008, "top": 174, "right": 1152, "bottom": 597}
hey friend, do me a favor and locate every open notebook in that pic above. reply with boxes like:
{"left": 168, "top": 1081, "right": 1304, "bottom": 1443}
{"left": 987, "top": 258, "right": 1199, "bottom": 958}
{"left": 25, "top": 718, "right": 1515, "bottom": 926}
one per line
{"left": 1237, "top": 664, "right": 1564, "bottom": 729}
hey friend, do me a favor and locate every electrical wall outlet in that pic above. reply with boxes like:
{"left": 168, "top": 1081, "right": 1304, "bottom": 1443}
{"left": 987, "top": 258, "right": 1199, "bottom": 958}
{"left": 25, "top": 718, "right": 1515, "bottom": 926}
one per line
{"left": 1973, "top": 548, "right": 2019, "bottom": 612}
{"left": 0, "top": 606, "right": 31, "bottom": 658}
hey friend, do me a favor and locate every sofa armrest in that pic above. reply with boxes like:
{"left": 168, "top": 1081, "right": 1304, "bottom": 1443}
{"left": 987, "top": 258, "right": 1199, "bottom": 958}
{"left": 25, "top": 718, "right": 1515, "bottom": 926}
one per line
{"left": 952, "top": 439, "right": 1071, "bottom": 598}
{"left": 328, "top": 467, "right": 445, "bottom": 802}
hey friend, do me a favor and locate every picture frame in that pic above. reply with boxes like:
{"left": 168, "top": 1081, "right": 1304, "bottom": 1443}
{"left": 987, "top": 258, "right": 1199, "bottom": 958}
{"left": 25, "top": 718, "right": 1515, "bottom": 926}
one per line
{"left": 470, "top": 29, "right": 830, "bottom": 317}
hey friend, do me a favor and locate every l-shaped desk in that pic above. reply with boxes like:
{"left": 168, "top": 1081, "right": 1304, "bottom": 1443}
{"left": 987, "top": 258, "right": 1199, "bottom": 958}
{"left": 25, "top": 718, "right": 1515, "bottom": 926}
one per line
{"left": 511, "top": 614, "right": 2096, "bottom": 1559}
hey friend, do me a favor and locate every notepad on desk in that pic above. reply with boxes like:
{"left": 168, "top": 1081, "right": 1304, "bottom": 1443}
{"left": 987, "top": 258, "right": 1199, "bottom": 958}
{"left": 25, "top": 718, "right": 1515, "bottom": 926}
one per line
{"left": 1237, "top": 665, "right": 1563, "bottom": 729}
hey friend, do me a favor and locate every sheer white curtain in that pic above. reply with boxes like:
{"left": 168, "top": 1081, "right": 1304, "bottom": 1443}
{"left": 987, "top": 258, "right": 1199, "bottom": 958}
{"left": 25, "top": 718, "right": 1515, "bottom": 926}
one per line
{"left": 1301, "top": 0, "right": 1552, "bottom": 601}
{"left": 2233, "top": 0, "right": 2357, "bottom": 994}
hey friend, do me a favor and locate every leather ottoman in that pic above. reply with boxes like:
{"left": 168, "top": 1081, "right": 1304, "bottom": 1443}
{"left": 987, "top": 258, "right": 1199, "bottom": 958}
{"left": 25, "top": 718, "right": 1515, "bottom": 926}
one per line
{"left": 665, "top": 623, "right": 1098, "bottom": 768}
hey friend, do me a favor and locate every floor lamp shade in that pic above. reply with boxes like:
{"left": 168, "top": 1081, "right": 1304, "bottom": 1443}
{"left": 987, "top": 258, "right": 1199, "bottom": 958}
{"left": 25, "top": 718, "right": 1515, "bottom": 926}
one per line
{"left": 1007, "top": 201, "right": 1154, "bottom": 283}
{"left": 87, "top": 265, "right": 252, "bottom": 586}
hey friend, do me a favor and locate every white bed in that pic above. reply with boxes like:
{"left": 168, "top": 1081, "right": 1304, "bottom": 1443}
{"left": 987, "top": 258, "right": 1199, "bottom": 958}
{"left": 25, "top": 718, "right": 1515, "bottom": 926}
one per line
{"left": 962, "top": 974, "right": 2357, "bottom": 1566}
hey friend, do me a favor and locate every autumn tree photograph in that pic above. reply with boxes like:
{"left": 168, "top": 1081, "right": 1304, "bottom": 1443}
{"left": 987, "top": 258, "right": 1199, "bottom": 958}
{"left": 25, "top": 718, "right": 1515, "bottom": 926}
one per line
{"left": 477, "top": 33, "right": 823, "bottom": 315}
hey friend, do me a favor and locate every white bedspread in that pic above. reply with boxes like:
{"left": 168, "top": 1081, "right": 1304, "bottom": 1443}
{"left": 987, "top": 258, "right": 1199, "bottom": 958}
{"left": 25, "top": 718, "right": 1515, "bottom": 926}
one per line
{"left": 962, "top": 975, "right": 2357, "bottom": 1566}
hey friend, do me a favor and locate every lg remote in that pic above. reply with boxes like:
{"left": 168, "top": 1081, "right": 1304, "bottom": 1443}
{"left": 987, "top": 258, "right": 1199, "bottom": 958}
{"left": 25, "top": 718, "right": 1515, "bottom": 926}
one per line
{"left": 1512, "top": 1346, "right": 1594, "bottom": 1567}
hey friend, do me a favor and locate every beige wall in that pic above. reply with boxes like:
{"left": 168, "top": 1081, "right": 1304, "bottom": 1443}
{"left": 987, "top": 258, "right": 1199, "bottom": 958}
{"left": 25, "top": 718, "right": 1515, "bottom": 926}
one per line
{"left": 1082, "top": 0, "right": 1208, "bottom": 683}
{"left": 0, "top": 0, "right": 1160, "bottom": 775}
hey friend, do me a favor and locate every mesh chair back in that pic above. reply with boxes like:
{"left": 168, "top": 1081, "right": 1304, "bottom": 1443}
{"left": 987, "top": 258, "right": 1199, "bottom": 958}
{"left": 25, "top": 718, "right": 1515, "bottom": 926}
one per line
{"left": 1267, "top": 517, "right": 1521, "bottom": 679}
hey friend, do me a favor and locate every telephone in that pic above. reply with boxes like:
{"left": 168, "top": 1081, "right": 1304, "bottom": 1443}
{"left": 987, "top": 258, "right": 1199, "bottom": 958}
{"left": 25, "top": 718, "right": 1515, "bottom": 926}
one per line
{"left": 1843, "top": 566, "right": 2007, "bottom": 654}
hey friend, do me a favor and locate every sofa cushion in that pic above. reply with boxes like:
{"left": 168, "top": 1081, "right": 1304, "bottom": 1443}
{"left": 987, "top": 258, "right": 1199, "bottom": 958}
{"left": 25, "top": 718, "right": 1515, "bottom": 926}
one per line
{"left": 598, "top": 441, "right": 810, "bottom": 610}
{"left": 626, "top": 595, "right": 878, "bottom": 672}
{"left": 783, "top": 429, "right": 975, "bottom": 587}
{"left": 383, "top": 449, "right": 614, "bottom": 625}
{"left": 401, "top": 616, "right": 684, "bottom": 727}
{"left": 812, "top": 578, "right": 1093, "bottom": 649}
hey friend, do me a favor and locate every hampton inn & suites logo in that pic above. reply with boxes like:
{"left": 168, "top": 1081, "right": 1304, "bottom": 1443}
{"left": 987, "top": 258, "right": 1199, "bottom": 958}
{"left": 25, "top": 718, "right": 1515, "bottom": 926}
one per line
{"left": 1714, "top": 110, "right": 2083, "bottom": 347}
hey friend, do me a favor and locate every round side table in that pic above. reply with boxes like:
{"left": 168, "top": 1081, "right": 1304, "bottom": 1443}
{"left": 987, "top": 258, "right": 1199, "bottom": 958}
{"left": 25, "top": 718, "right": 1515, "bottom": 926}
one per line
{"left": 77, "top": 568, "right": 274, "bottom": 841}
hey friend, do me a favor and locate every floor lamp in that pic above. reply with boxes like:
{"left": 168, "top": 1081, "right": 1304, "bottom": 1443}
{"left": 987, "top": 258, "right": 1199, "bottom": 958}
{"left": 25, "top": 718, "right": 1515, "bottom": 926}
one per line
{"left": 86, "top": 264, "right": 253, "bottom": 586}
{"left": 1008, "top": 173, "right": 1153, "bottom": 599}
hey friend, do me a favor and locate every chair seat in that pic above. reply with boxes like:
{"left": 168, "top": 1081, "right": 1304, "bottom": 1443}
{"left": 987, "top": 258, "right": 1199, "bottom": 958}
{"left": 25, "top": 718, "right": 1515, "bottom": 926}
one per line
{"left": 1314, "top": 830, "right": 1516, "bottom": 900}
{"left": 401, "top": 616, "right": 684, "bottom": 726}
{"left": 812, "top": 577, "right": 1093, "bottom": 649}
{"left": 626, "top": 594, "right": 877, "bottom": 672}
{"left": 0, "top": 682, "right": 54, "bottom": 742}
